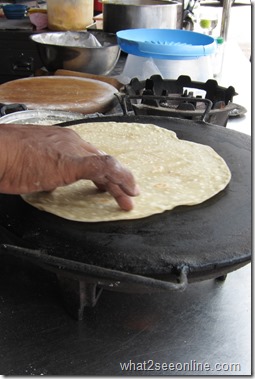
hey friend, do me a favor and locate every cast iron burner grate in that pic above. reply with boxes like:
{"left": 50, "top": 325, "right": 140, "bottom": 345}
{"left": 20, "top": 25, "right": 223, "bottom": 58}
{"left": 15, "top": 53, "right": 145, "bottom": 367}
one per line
{"left": 117, "top": 75, "right": 243, "bottom": 127}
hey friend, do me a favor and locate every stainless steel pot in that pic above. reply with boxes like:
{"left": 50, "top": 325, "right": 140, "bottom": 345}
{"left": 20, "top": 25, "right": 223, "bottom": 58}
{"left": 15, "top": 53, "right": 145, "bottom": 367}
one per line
{"left": 103, "top": 0, "right": 183, "bottom": 33}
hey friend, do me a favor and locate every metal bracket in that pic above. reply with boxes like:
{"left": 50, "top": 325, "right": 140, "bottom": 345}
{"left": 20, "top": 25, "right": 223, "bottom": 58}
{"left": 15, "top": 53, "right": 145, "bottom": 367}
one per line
{"left": 115, "top": 93, "right": 213, "bottom": 122}
{"left": 57, "top": 275, "right": 103, "bottom": 320}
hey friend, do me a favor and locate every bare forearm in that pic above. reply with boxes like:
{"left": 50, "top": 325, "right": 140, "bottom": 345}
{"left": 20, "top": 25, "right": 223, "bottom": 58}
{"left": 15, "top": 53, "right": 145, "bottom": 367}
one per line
{"left": 0, "top": 125, "right": 21, "bottom": 192}
{"left": 0, "top": 124, "right": 76, "bottom": 194}
{"left": 0, "top": 124, "right": 139, "bottom": 210}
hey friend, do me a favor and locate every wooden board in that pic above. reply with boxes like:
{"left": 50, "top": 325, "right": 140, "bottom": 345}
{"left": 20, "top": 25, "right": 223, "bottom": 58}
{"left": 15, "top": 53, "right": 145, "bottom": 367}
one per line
{"left": 0, "top": 76, "right": 118, "bottom": 114}
{"left": 54, "top": 69, "right": 124, "bottom": 91}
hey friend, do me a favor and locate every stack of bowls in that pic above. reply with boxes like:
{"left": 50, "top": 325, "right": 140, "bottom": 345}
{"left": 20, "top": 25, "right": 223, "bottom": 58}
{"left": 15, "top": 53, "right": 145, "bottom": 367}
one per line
{"left": 2, "top": 4, "right": 28, "bottom": 19}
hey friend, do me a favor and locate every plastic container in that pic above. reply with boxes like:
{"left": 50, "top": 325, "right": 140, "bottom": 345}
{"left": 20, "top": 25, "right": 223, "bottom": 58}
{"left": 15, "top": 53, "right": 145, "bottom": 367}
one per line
{"left": 28, "top": 8, "right": 48, "bottom": 30}
{"left": 46, "top": 0, "right": 94, "bottom": 31}
{"left": 117, "top": 29, "right": 216, "bottom": 82}
{"left": 2, "top": 4, "right": 28, "bottom": 19}
{"left": 120, "top": 54, "right": 214, "bottom": 83}
{"left": 213, "top": 36, "right": 225, "bottom": 79}
{"left": 94, "top": 0, "right": 102, "bottom": 13}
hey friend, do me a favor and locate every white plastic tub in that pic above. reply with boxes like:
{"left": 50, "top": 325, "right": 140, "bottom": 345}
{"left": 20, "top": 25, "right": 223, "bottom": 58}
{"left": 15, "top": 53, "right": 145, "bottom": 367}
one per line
{"left": 117, "top": 29, "right": 216, "bottom": 82}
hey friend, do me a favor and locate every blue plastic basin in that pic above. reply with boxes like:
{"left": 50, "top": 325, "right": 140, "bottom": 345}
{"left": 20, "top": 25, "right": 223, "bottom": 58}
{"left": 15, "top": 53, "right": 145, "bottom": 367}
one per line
{"left": 2, "top": 4, "right": 28, "bottom": 19}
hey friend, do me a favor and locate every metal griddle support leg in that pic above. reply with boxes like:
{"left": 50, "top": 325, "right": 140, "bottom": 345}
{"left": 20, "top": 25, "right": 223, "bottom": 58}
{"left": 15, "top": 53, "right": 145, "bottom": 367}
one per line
{"left": 57, "top": 274, "right": 103, "bottom": 320}
{"left": 216, "top": 274, "right": 227, "bottom": 282}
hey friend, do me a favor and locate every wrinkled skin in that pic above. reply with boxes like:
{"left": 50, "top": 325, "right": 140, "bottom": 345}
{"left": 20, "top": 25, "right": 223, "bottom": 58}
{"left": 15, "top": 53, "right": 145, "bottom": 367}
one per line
{"left": 0, "top": 124, "right": 140, "bottom": 211}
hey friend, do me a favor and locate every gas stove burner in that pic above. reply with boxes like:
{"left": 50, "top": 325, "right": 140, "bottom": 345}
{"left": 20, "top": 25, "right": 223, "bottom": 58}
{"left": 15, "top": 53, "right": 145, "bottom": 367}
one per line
{"left": 118, "top": 75, "right": 241, "bottom": 127}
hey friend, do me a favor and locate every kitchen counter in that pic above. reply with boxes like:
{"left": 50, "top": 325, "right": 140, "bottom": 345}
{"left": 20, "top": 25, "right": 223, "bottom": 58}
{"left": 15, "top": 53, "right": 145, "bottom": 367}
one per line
{"left": 0, "top": 258, "right": 251, "bottom": 375}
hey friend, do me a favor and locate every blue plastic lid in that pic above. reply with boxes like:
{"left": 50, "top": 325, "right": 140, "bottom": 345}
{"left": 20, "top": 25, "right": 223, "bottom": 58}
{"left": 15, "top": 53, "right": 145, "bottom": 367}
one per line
{"left": 117, "top": 29, "right": 216, "bottom": 60}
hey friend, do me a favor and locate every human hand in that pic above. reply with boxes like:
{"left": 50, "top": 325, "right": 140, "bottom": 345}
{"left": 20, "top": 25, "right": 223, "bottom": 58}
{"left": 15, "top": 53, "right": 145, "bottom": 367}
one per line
{"left": 0, "top": 124, "right": 139, "bottom": 211}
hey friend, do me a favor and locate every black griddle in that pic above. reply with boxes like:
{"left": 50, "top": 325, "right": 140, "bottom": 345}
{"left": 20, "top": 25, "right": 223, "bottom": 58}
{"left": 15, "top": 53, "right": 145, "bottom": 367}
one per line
{"left": 0, "top": 115, "right": 251, "bottom": 318}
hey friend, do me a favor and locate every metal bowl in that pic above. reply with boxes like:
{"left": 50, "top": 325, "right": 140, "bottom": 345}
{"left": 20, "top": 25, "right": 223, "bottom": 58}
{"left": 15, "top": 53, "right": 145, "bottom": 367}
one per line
{"left": 30, "top": 31, "right": 121, "bottom": 75}
{"left": 0, "top": 109, "right": 86, "bottom": 125}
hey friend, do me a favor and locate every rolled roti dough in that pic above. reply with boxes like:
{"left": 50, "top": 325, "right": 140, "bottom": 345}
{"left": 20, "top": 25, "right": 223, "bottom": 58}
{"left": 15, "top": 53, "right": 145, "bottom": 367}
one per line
{"left": 22, "top": 122, "right": 231, "bottom": 222}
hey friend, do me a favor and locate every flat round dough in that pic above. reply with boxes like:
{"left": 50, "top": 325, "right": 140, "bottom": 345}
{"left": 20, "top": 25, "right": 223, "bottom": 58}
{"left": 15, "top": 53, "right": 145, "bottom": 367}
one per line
{"left": 22, "top": 122, "right": 231, "bottom": 222}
